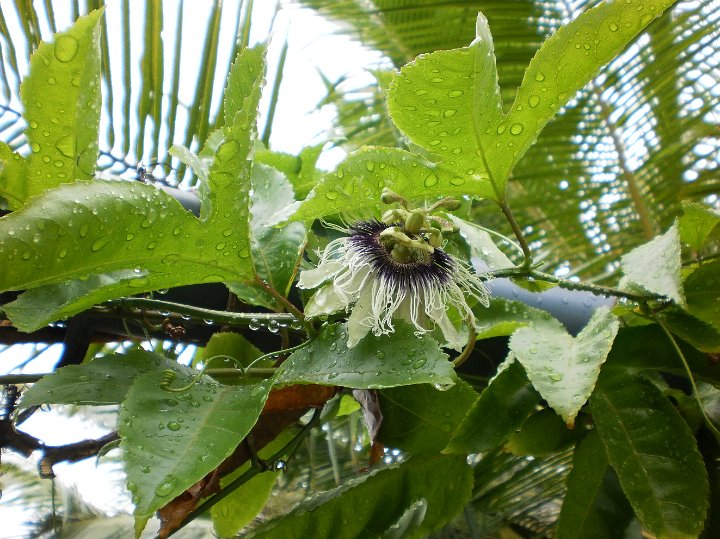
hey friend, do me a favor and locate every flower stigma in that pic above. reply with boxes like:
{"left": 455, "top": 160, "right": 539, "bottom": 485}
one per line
{"left": 298, "top": 191, "right": 490, "bottom": 349}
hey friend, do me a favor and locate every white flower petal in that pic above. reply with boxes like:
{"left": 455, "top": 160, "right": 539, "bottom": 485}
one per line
{"left": 347, "top": 284, "right": 374, "bottom": 347}
{"left": 297, "top": 260, "right": 344, "bottom": 289}
{"left": 428, "top": 306, "right": 463, "bottom": 351}
{"left": 305, "top": 283, "right": 350, "bottom": 318}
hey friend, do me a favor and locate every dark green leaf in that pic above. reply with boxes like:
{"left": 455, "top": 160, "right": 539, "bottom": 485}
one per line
{"left": 684, "top": 260, "right": 720, "bottom": 331}
{"left": 662, "top": 309, "right": 720, "bottom": 353}
{"left": 19, "top": 350, "right": 165, "bottom": 408}
{"left": 0, "top": 141, "right": 27, "bottom": 210}
{"left": 276, "top": 322, "right": 455, "bottom": 390}
{"left": 679, "top": 201, "right": 720, "bottom": 251}
{"left": 446, "top": 361, "right": 539, "bottom": 454}
{"left": 556, "top": 430, "right": 634, "bottom": 539}
{"left": 244, "top": 454, "right": 473, "bottom": 539}
{"left": 506, "top": 408, "right": 580, "bottom": 457}
{"left": 120, "top": 364, "right": 272, "bottom": 522}
{"left": 378, "top": 379, "right": 478, "bottom": 454}
{"left": 590, "top": 370, "right": 708, "bottom": 538}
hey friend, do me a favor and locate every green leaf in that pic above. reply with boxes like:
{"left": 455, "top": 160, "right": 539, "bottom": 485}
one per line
{"left": 0, "top": 141, "right": 28, "bottom": 210}
{"left": 510, "top": 306, "right": 620, "bottom": 427}
{"left": 276, "top": 322, "right": 456, "bottom": 390}
{"left": 662, "top": 309, "right": 720, "bottom": 353}
{"left": 18, "top": 350, "right": 165, "bottom": 408}
{"left": 445, "top": 361, "right": 539, "bottom": 454}
{"left": 556, "top": 430, "right": 634, "bottom": 539}
{"left": 683, "top": 260, "right": 720, "bottom": 331}
{"left": 287, "top": 146, "right": 493, "bottom": 223}
{"left": 19, "top": 9, "right": 103, "bottom": 204}
{"left": 620, "top": 222, "right": 685, "bottom": 306}
{"left": 449, "top": 214, "right": 514, "bottom": 271}
{"left": 201, "top": 331, "right": 265, "bottom": 370}
{"left": 473, "top": 297, "right": 558, "bottom": 340}
{"left": 490, "top": 0, "right": 676, "bottom": 184}
{"left": 244, "top": 454, "right": 473, "bottom": 539}
{"left": 506, "top": 408, "right": 579, "bottom": 457}
{"left": 120, "top": 363, "right": 272, "bottom": 523}
{"left": 254, "top": 145, "right": 323, "bottom": 200}
{"left": 679, "top": 201, "right": 720, "bottom": 251}
{"left": 228, "top": 163, "right": 306, "bottom": 309}
{"left": 590, "top": 370, "right": 709, "bottom": 538}
{"left": 223, "top": 45, "right": 264, "bottom": 126}
{"left": 387, "top": 13, "right": 500, "bottom": 197}
{"left": 377, "top": 380, "right": 478, "bottom": 454}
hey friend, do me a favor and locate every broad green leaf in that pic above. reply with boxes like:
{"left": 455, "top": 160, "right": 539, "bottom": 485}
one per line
{"left": 18, "top": 350, "right": 165, "bottom": 408}
{"left": 473, "top": 297, "right": 558, "bottom": 340}
{"left": 662, "top": 309, "right": 720, "bottom": 353}
{"left": 506, "top": 408, "right": 579, "bottom": 457}
{"left": 449, "top": 214, "right": 514, "bottom": 271}
{"left": 287, "top": 146, "right": 493, "bottom": 223}
{"left": 491, "top": 0, "right": 676, "bottom": 183}
{"left": 556, "top": 430, "right": 634, "bottom": 539}
{"left": 201, "top": 331, "right": 264, "bottom": 369}
{"left": 683, "top": 260, "right": 720, "bottom": 331}
{"left": 445, "top": 361, "right": 539, "bottom": 454}
{"left": 120, "top": 363, "right": 272, "bottom": 524}
{"left": 510, "top": 306, "right": 620, "bottom": 427}
{"left": 620, "top": 222, "right": 685, "bottom": 306}
{"left": 19, "top": 10, "right": 103, "bottom": 203}
{"left": 0, "top": 141, "right": 27, "bottom": 210}
{"left": 210, "top": 430, "right": 294, "bottom": 538}
{"left": 244, "top": 454, "right": 473, "bottom": 539}
{"left": 591, "top": 370, "right": 708, "bottom": 538}
{"left": 228, "top": 163, "right": 306, "bottom": 309}
{"left": 377, "top": 380, "right": 478, "bottom": 454}
{"left": 387, "top": 13, "right": 500, "bottom": 197}
{"left": 276, "top": 322, "right": 456, "bottom": 390}
{"left": 254, "top": 145, "right": 323, "bottom": 200}
{"left": 679, "top": 201, "right": 720, "bottom": 251}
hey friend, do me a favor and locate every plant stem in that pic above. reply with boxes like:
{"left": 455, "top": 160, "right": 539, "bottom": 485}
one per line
{"left": 254, "top": 276, "right": 316, "bottom": 337}
{"left": 452, "top": 329, "right": 477, "bottom": 368}
{"left": 165, "top": 408, "right": 323, "bottom": 538}
{"left": 497, "top": 200, "right": 532, "bottom": 266}
{"left": 652, "top": 310, "right": 720, "bottom": 442}
{"left": 104, "top": 297, "right": 298, "bottom": 327}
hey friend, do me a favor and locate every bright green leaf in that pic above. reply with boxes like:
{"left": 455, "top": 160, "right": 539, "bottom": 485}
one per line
{"left": 0, "top": 141, "right": 28, "bottom": 210}
{"left": 679, "top": 201, "right": 720, "bottom": 251}
{"left": 556, "top": 430, "right": 634, "bottom": 539}
{"left": 201, "top": 331, "right": 265, "bottom": 370}
{"left": 506, "top": 408, "right": 579, "bottom": 457}
{"left": 120, "top": 363, "right": 272, "bottom": 524}
{"left": 20, "top": 10, "right": 103, "bottom": 203}
{"left": 223, "top": 45, "right": 265, "bottom": 126}
{"left": 287, "top": 146, "right": 493, "bottom": 223}
{"left": 387, "top": 13, "right": 500, "bottom": 197}
{"left": 683, "top": 260, "right": 720, "bottom": 331}
{"left": 244, "top": 454, "right": 473, "bottom": 539}
{"left": 620, "top": 222, "right": 685, "bottom": 306}
{"left": 19, "top": 350, "right": 165, "bottom": 408}
{"left": 510, "top": 306, "right": 620, "bottom": 427}
{"left": 445, "top": 360, "right": 539, "bottom": 454}
{"left": 473, "top": 297, "right": 558, "bottom": 340}
{"left": 276, "top": 322, "right": 456, "bottom": 390}
{"left": 254, "top": 145, "right": 323, "bottom": 200}
{"left": 377, "top": 380, "right": 478, "bottom": 454}
{"left": 591, "top": 370, "right": 708, "bottom": 538}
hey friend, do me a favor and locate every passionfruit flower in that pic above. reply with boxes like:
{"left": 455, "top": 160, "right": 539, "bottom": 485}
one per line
{"left": 298, "top": 193, "right": 490, "bottom": 349}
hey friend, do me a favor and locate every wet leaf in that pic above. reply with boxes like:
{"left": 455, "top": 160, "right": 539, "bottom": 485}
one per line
{"left": 591, "top": 370, "right": 708, "bottom": 538}
{"left": 510, "top": 306, "right": 619, "bottom": 426}
{"left": 449, "top": 214, "right": 514, "bottom": 271}
{"left": 683, "top": 260, "right": 720, "bottom": 331}
{"left": 620, "top": 222, "right": 685, "bottom": 305}
{"left": 679, "top": 201, "right": 720, "bottom": 251}
{"left": 276, "top": 322, "right": 456, "bottom": 390}
{"left": 244, "top": 454, "right": 472, "bottom": 539}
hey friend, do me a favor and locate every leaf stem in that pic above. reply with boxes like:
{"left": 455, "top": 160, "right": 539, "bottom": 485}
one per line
{"left": 651, "top": 308, "right": 720, "bottom": 442}
{"left": 165, "top": 408, "right": 323, "bottom": 538}
{"left": 254, "top": 276, "right": 316, "bottom": 337}
{"left": 452, "top": 329, "right": 477, "bottom": 368}
{"left": 497, "top": 200, "right": 532, "bottom": 266}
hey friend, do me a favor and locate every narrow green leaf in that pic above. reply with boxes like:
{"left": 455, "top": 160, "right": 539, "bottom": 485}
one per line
{"left": 387, "top": 13, "right": 501, "bottom": 197}
{"left": 620, "top": 222, "right": 685, "bottom": 305}
{"left": 224, "top": 46, "right": 265, "bottom": 126}
{"left": 556, "top": 430, "right": 634, "bottom": 539}
{"left": 491, "top": 0, "right": 676, "bottom": 183}
{"left": 276, "top": 322, "right": 456, "bottom": 390}
{"left": 510, "top": 306, "right": 620, "bottom": 427}
{"left": 19, "top": 350, "right": 165, "bottom": 408}
{"left": 378, "top": 380, "right": 478, "bottom": 454}
{"left": 591, "top": 370, "right": 709, "bottom": 538}
{"left": 20, "top": 9, "right": 103, "bottom": 202}
{"left": 446, "top": 361, "right": 539, "bottom": 454}
{"left": 679, "top": 201, "right": 720, "bottom": 251}
{"left": 683, "top": 260, "right": 720, "bottom": 331}
{"left": 244, "top": 454, "right": 473, "bottom": 539}
{"left": 288, "top": 146, "right": 493, "bottom": 223}
{"left": 120, "top": 365, "right": 272, "bottom": 523}
{"left": 0, "top": 141, "right": 28, "bottom": 209}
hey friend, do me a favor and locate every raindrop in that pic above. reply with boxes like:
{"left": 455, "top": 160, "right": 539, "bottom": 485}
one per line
{"left": 325, "top": 190, "right": 339, "bottom": 201}
{"left": 54, "top": 35, "right": 79, "bottom": 62}
{"left": 154, "top": 475, "right": 178, "bottom": 497}
{"left": 57, "top": 248, "right": 67, "bottom": 259}
{"left": 549, "top": 372, "right": 564, "bottom": 382}
{"left": 31, "top": 143, "right": 41, "bottom": 153}
{"left": 510, "top": 124, "right": 524, "bottom": 135}
{"left": 46, "top": 76, "right": 56, "bottom": 85}
{"left": 443, "top": 109, "right": 456, "bottom": 117}
{"left": 91, "top": 236, "right": 110, "bottom": 252}
{"left": 534, "top": 72, "right": 545, "bottom": 82}
{"left": 448, "top": 90, "right": 464, "bottom": 97}
{"left": 424, "top": 173, "right": 439, "bottom": 187}
{"left": 78, "top": 223, "right": 89, "bottom": 238}
{"left": 55, "top": 134, "right": 76, "bottom": 158}
{"left": 29, "top": 120, "right": 38, "bottom": 129}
